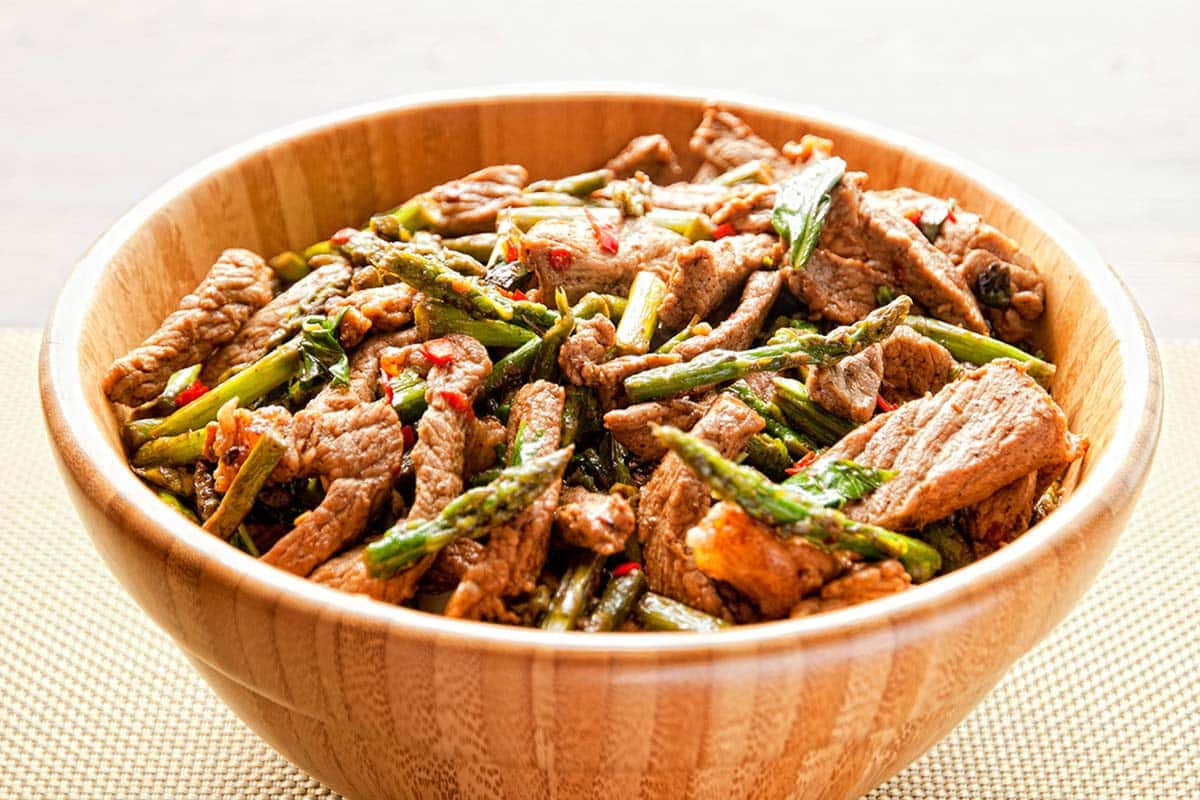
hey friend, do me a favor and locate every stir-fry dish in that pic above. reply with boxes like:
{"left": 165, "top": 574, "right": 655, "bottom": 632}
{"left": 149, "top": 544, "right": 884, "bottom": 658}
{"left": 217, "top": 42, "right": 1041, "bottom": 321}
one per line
{"left": 105, "top": 104, "right": 1086, "bottom": 632}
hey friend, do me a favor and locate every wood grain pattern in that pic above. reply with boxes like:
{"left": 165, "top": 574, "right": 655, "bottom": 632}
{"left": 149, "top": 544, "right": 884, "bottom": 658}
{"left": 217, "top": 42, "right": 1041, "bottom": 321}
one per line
{"left": 39, "top": 90, "right": 1162, "bottom": 800}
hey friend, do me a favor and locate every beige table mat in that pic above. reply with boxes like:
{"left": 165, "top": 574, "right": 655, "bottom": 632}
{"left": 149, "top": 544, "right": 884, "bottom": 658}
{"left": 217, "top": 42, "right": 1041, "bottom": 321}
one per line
{"left": 2, "top": 329, "right": 1196, "bottom": 800}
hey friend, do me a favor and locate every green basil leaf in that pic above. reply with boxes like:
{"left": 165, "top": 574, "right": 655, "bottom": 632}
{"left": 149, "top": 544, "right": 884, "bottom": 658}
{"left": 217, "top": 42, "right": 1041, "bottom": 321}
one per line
{"left": 771, "top": 157, "right": 846, "bottom": 268}
{"left": 782, "top": 458, "right": 895, "bottom": 508}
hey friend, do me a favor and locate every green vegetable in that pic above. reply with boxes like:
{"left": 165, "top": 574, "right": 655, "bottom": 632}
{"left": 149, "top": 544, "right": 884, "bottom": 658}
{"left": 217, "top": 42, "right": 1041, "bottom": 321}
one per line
{"left": 744, "top": 433, "right": 794, "bottom": 480}
{"left": 289, "top": 310, "right": 350, "bottom": 401}
{"left": 782, "top": 459, "right": 896, "bottom": 508}
{"left": 583, "top": 567, "right": 647, "bottom": 631}
{"left": 541, "top": 551, "right": 605, "bottom": 631}
{"left": 710, "top": 159, "right": 773, "bottom": 187}
{"left": 526, "top": 168, "right": 612, "bottom": 196}
{"left": 415, "top": 299, "right": 538, "bottom": 348}
{"left": 920, "top": 520, "right": 975, "bottom": 573}
{"left": 443, "top": 233, "right": 499, "bottom": 263}
{"left": 483, "top": 337, "right": 541, "bottom": 397}
{"left": 386, "top": 369, "right": 428, "bottom": 423}
{"left": 613, "top": 271, "right": 667, "bottom": 355}
{"left": 635, "top": 593, "right": 729, "bottom": 632}
{"left": 156, "top": 490, "right": 198, "bottom": 523}
{"left": 772, "top": 377, "right": 856, "bottom": 446}
{"left": 974, "top": 262, "right": 1013, "bottom": 308}
{"left": 904, "top": 316, "right": 1055, "bottom": 386}
{"left": 771, "top": 157, "right": 846, "bottom": 268}
{"left": 531, "top": 290, "right": 574, "bottom": 381}
{"left": 727, "top": 380, "right": 815, "bottom": 457}
{"left": 131, "top": 428, "right": 207, "bottom": 468}
{"left": 202, "top": 433, "right": 287, "bottom": 540}
{"left": 269, "top": 251, "right": 311, "bottom": 282}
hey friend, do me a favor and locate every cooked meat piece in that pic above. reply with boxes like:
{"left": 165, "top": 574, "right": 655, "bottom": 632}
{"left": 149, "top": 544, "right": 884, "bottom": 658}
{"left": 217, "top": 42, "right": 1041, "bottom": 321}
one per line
{"left": 605, "top": 134, "right": 682, "bottom": 182}
{"left": 659, "top": 234, "right": 782, "bottom": 329}
{"left": 689, "top": 104, "right": 791, "bottom": 175}
{"left": 816, "top": 173, "right": 987, "bottom": 333}
{"left": 687, "top": 502, "right": 841, "bottom": 618}
{"left": 649, "top": 181, "right": 732, "bottom": 213}
{"left": 463, "top": 415, "right": 507, "bottom": 477}
{"left": 309, "top": 335, "right": 491, "bottom": 600}
{"left": 422, "top": 164, "right": 528, "bottom": 236}
{"left": 520, "top": 216, "right": 689, "bottom": 302}
{"left": 554, "top": 486, "right": 636, "bottom": 555}
{"left": 639, "top": 395, "right": 764, "bottom": 619}
{"left": 670, "top": 270, "right": 785, "bottom": 360}
{"left": 306, "top": 329, "right": 422, "bottom": 414}
{"left": 261, "top": 400, "right": 405, "bottom": 576}
{"left": 960, "top": 471, "right": 1039, "bottom": 556}
{"left": 879, "top": 326, "right": 956, "bottom": 403}
{"left": 418, "top": 538, "right": 485, "bottom": 595}
{"left": 201, "top": 261, "right": 353, "bottom": 384}
{"left": 330, "top": 283, "right": 418, "bottom": 349}
{"left": 556, "top": 314, "right": 680, "bottom": 407}
{"left": 446, "top": 380, "right": 566, "bottom": 620}
{"left": 205, "top": 401, "right": 296, "bottom": 492}
{"left": 821, "top": 361, "right": 1085, "bottom": 530}
{"left": 578, "top": 352, "right": 681, "bottom": 409}
{"left": 707, "top": 185, "right": 776, "bottom": 235}
{"left": 790, "top": 560, "right": 911, "bottom": 617}
{"left": 785, "top": 248, "right": 892, "bottom": 326}
{"left": 603, "top": 397, "right": 712, "bottom": 461}
{"left": 781, "top": 134, "right": 835, "bottom": 166}
{"left": 806, "top": 344, "right": 883, "bottom": 424}
{"left": 103, "top": 249, "right": 274, "bottom": 405}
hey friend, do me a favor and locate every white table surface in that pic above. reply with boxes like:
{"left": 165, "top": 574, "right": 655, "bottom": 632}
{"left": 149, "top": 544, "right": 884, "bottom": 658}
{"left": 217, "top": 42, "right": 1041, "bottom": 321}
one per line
{"left": 2, "top": 0, "right": 1195, "bottom": 334}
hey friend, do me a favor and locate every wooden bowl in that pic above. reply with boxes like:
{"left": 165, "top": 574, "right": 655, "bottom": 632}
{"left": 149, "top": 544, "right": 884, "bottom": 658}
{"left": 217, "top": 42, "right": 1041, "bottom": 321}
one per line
{"left": 39, "top": 89, "right": 1162, "bottom": 800}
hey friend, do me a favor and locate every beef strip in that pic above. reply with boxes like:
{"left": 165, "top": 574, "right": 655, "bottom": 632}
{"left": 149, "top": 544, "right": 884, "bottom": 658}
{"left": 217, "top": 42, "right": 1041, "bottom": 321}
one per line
{"left": 687, "top": 501, "right": 841, "bottom": 618}
{"left": 960, "top": 471, "right": 1039, "bottom": 556}
{"left": 201, "top": 260, "right": 353, "bottom": 385}
{"left": 785, "top": 248, "right": 892, "bottom": 326}
{"left": 553, "top": 486, "right": 636, "bottom": 555}
{"left": 707, "top": 185, "right": 777, "bottom": 235}
{"left": 306, "top": 329, "right": 422, "bottom": 415}
{"left": 789, "top": 560, "right": 911, "bottom": 617}
{"left": 659, "top": 233, "right": 782, "bottom": 330}
{"left": 463, "top": 415, "right": 507, "bottom": 477}
{"left": 689, "top": 104, "right": 792, "bottom": 175}
{"left": 806, "top": 344, "right": 883, "bottom": 424}
{"left": 639, "top": 394, "right": 764, "bottom": 619}
{"left": 309, "top": 335, "right": 491, "bottom": 601}
{"left": 820, "top": 360, "right": 1085, "bottom": 530}
{"left": 648, "top": 181, "right": 733, "bottom": 214}
{"left": 604, "top": 134, "right": 682, "bottom": 182}
{"left": 670, "top": 270, "right": 784, "bottom": 360}
{"left": 879, "top": 325, "right": 957, "bottom": 403}
{"left": 205, "top": 402, "right": 296, "bottom": 492}
{"left": 520, "top": 216, "right": 689, "bottom": 302}
{"left": 445, "top": 380, "right": 566, "bottom": 621}
{"left": 261, "top": 400, "right": 405, "bottom": 576}
{"left": 418, "top": 538, "right": 485, "bottom": 595}
{"left": 103, "top": 249, "right": 274, "bottom": 405}
{"left": 603, "top": 397, "right": 712, "bottom": 461}
{"left": 421, "top": 164, "right": 528, "bottom": 236}
{"left": 556, "top": 314, "right": 680, "bottom": 407}
{"left": 330, "top": 283, "right": 418, "bottom": 349}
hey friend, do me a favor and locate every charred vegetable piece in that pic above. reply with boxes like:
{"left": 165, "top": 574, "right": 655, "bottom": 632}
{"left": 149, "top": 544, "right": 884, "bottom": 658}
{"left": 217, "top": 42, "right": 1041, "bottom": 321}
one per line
{"left": 636, "top": 592, "right": 729, "bottom": 632}
{"left": 614, "top": 271, "right": 667, "bottom": 355}
{"left": 583, "top": 566, "right": 648, "bottom": 631}
{"left": 975, "top": 261, "right": 1013, "bottom": 308}
{"left": 771, "top": 157, "right": 846, "bottom": 267}
{"left": 365, "top": 446, "right": 573, "bottom": 578}
{"left": 904, "top": 316, "right": 1055, "bottom": 386}
{"left": 202, "top": 432, "right": 287, "bottom": 540}
{"left": 624, "top": 296, "right": 910, "bottom": 402}
{"left": 654, "top": 425, "right": 941, "bottom": 582}
{"left": 541, "top": 551, "right": 605, "bottom": 631}
{"left": 484, "top": 337, "right": 541, "bottom": 396}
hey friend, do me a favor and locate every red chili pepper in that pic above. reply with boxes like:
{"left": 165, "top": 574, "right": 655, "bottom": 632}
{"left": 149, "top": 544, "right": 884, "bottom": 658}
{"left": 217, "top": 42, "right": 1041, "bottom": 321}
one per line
{"left": 876, "top": 393, "right": 898, "bottom": 413}
{"left": 548, "top": 247, "right": 573, "bottom": 271}
{"left": 420, "top": 340, "right": 456, "bottom": 367}
{"left": 175, "top": 380, "right": 210, "bottom": 407}
{"left": 438, "top": 389, "right": 473, "bottom": 416}
{"left": 496, "top": 287, "right": 530, "bottom": 302}
{"left": 612, "top": 562, "right": 642, "bottom": 578}
{"left": 584, "top": 208, "right": 620, "bottom": 254}
{"left": 401, "top": 425, "right": 417, "bottom": 451}
{"left": 329, "top": 227, "right": 358, "bottom": 246}
{"left": 380, "top": 369, "right": 394, "bottom": 405}
{"left": 945, "top": 209, "right": 957, "bottom": 223}
{"left": 784, "top": 451, "right": 819, "bottom": 475}
{"left": 711, "top": 222, "right": 737, "bottom": 240}
{"left": 502, "top": 237, "right": 519, "bottom": 263}
{"left": 905, "top": 210, "right": 923, "bottom": 227}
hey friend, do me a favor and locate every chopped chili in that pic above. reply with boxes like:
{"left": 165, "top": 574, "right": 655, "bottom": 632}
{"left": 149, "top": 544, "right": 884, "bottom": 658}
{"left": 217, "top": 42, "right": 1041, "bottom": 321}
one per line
{"left": 612, "top": 562, "right": 642, "bottom": 578}
{"left": 438, "top": 389, "right": 473, "bottom": 416}
{"left": 876, "top": 393, "right": 898, "bottom": 413}
{"left": 502, "top": 237, "right": 520, "bottom": 263}
{"left": 329, "top": 227, "right": 358, "bottom": 246}
{"left": 785, "top": 451, "right": 819, "bottom": 475}
{"left": 380, "top": 369, "right": 394, "bottom": 405}
{"left": 175, "top": 380, "right": 210, "bottom": 407}
{"left": 497, "top": 287, "right": 530, "bottom": 302}
{"left": 401, "top": 424, "right": 417, "bottom": 451}
{"left": 905, "top": 210, "right": 923, "bottom": 227}
{"left": 548, "top": 247, "right": 573, "bottom": 271}
{"left": 420, "top": 340, "right": 456, "bottom": 367}
{"left": 584, "top": 208, "right": 620, "bottom": 254}
{"left": 711, "top": 222, "right": 737, "bottom": 240}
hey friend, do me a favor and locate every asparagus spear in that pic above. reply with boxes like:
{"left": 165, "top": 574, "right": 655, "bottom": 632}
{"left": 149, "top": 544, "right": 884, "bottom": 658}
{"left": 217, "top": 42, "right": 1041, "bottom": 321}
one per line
{"left": 133, "top": 364, "right": 203, "bottom": 419}
{"left": 150, "top": 342, "right": 302, "bottom": 438}
{"left": 710, "top": 159, "right": 773, "bottom": 187}
{"left": 920, "top": 521, "right": 975, "bottom": 573}
{"left": 365, "top": 446, "right": 573, "bottom": 577}
{"left": 531, "top": 290, "right": 574, "bottom": 381}
{"left": 765, "top": 319, "right": 820, "bottom": 346}
{"left": 386, "top": 369, "right": 428, "bottom": 423}
{"left": 614, "top": 271, "right": 667, "bottom": 355}
{"left": 624, "top": 296, "right": 911, "bottom": 402}
{"left": 744, "top": 433, "right": 794, "bottom": 480}
{"left": 137, "top": 465, "right": 194, "bottom": 497}
{"left": 202, "top": 432, "right": 287, "bottom": 540}
{"left": 506, "top": 206, "right": 714, "bottom": 242}
{"left": 443, "top": 233, "right": 499, "bottom": 263}
{"left": 636, "top": 592, "right": 730, "bottom": 632}
{"left": 483, "top": 337, "right": 541, "bottom": 396}
{"left": 561, "top": 386, "right": 598, "bottom": 448}
{"left": 414, "top": 299, "right": 538, "bottom": 348}
{"left": 526, "top": 168, "right": 613, "bottom": 196}
{"left": 656, "top": 316, "right": 711, "bottom": 353}
{"left": 904, "top": 316, "right": 1056, "bottom": 386}
{"left": 156, "top": 490, "right": 199, "bottom": 523}
{"left": 727, "top": 380, "right": 815, "bottom": 457}
{"left": 583, "top": 567, "right": 647, "bottom": 631}
{"left": 771, "top": 377, "right": 856, "bottom": 446}
{"left": 131, "top": 428, "right": 208, "bottom": 468}
{"left": 653, "top": 425, "right": 941, "bottom": 582}
{"left": 230, "top": 524, "right": 261, "bottom": 557}
{"left": 573, "top": 292, "right": 626, "bottom": 322}
{"left": 541, "top": 551, "right": 605, "bottom": 631}
{"left": 269, "top": 251, "right": 311, "bottom": 282}
{"left": 389, "top": 196, "right": 440, "bottom": 233}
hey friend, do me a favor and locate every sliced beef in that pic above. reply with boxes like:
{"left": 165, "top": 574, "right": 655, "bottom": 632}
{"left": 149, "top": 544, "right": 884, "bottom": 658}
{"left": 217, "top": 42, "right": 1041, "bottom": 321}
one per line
{"left": 309, "top": 335, "right": 491, "bottom": 600}
{"left": 960, "top": 471, "right": 1039, "bottom": 556}
{"left": 785, "top": 248, "right": 891, "bottom": 325}
{"left": 104, "top": 249, "right": 275, "bottom": 405}
{"left": 261, "top": 400, "right": 405, "bottom": 576}
{"left": 421, "top": 164, "right": 528, "bottom": 236}
{"left": 553, "top": 486, "right": 636, "bottom": 555}
{"left": 603, "top": 397, "right": 712, "bottom": 461}
{"left": 306, "top": 329, "right": 422, "bottom": 415}
{"left": 806, "top": 344, "right": 883, "bottom": 424}
{"left": 879, "top": 325, "right": 956, "bottom": 403}
{"left": 689, "top": 104, "right": 791, "bottom": 175}
{"left": 330, "top": 283, "right": 418, "bottom": 349}
{"left": 556, "top": 314, "right": 680, "bottom": 407}
{"left": 670, "top": 270, "right": 784, "bottom": 360}
{"left": 201, "top": 261, "right": 353, "bottom": 385}
{"left": 707, "top": 185, "right": 777, "bottom": 235}
{"left": 790, "top": 560, "right": 911, "bottom": 617}
{"left": 445, "top": 380, "right": 566, "bottom": 620}
{"left": 418, "top": 538, "right": 485, "bottom": 595}
{"left": 659, "top": 233, "right": 782, "bottom": 330}
{"left": 463, "top": 415, "right": 507, "bottom": 477}
{"left": 520, "top": 216, "right": 689, "bottom": 302}
{"left": 639, "top": 395, "right": 764, "bottom": 619}
{"left": 605, "top": 134, "right": 682, "bottom": 182}
{"left": 648, "top": 181, "right": 732, "bottom": 214}
{"left": 687, "top": 501, "right": 841, "bottom": 618}
{"left": 821, "top": 361, "right": 1085, "bottom": 530}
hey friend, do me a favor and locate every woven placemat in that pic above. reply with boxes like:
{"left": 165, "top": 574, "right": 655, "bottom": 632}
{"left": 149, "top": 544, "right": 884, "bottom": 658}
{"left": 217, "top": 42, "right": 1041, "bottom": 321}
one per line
{"left": 2, "top": 329, "right": 1196, "bottom": 800}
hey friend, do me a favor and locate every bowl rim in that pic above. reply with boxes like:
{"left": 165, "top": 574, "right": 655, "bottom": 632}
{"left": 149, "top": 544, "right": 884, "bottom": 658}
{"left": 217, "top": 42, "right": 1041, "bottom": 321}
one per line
{"left": 40, "top": 83, "right": 1163, "bottom": 658}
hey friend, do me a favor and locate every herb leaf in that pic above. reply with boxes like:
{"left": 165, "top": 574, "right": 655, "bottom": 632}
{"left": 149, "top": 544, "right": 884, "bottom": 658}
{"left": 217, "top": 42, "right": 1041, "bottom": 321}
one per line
{"left": 771, "top": 157, "right": 846, "bottom": 268}
{"left": 782, "top": 458, "right": 895, "bottom": 508}
{"left": 293, "top": 309, "right": 350, "bottom": 393}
